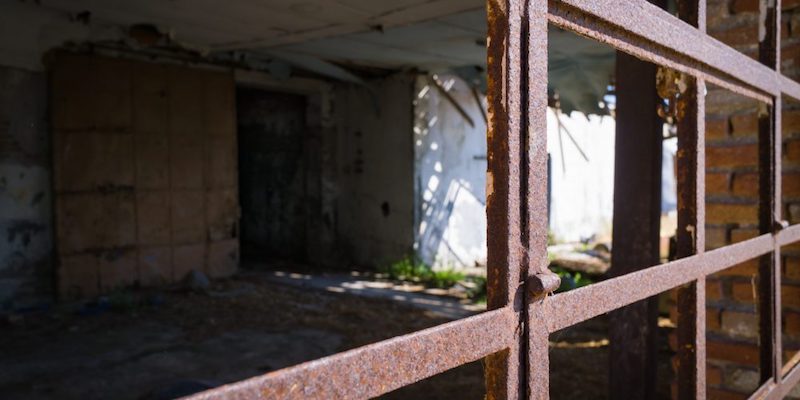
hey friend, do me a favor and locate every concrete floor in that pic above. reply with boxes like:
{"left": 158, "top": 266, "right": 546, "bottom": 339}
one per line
{"left": 262, "top": 270, "right": 484, "bottom": 319}
{"left": 0, "top": 271, "right": 673, "bottom": 400}
{"left": 0, "top": 273, "right": 478, "bottom": 400}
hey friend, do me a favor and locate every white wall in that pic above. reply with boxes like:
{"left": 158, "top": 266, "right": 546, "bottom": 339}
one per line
{"left": 413, "top": 76, "right": 617, "bottom": 269}
{"left": 546, "top": 109, "right": 616, "bottom": 243}
{"left": 413, "top": 74, "right": 487, "bottom": 269}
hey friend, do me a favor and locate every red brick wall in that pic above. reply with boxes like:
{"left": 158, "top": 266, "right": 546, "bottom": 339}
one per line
{"left": 670, "top": 1, "right": 800, "bottom": 398}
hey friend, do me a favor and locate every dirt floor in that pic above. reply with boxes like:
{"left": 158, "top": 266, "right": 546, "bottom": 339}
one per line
{"left": 0, "top": 273, "right": 674, "bottom": 399}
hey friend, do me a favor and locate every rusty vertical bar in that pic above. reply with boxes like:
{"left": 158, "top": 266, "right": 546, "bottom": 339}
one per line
{"left": 757, "top": 0, "right": 782, "bottom": 384}
{"left": 771, "top": 0, "right": 783, "bottom": 383}
{"left": 674, "top": 77, "right": 708, "bottom": 400}
{"left": 525, "top": 0, "right": 551, "bottom": 398}
{"left": 675, "top": 1, "right": 707, "bottom": 399}
{"left": 486, "top": 0, "right": 526, "bottom": 398}
{"left": 758, "top": 100, "right": 781, "bottom": 383}
{"left": 608, "top": 52, "right": 664, "bottom": 400}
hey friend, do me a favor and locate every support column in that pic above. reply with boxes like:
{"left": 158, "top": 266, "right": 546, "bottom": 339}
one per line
{"left": 608, "top": 50, "right": 663, "bottom": 400}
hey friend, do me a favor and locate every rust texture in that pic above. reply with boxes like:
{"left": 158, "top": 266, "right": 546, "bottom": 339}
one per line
{"left": 542, "top": 234, "right": 775, "bottom": 333}
{"left": 186, "top": 309, "right": 515, "bottom": 400}
{"left": 524, "top": 0, "right": 554, "bottom": 398}
{"left": 758, "top": 0, "right": 782, "bottom": 386}
{"left": 485, "top": 0, "right": 525, "bottom": 398}
{"left": 674, "top": 75, "right": 707, "bottom": 400}
{"left": 674, "top": 1, "right": 707, "bottom": 399}
{"left": 553, "top": 0, "right": 790, "bottom": 98}
{"left": 547, "top": 2, "right": 775, "bottom": 104}
{"left": 527, "top": 273, "right": 560, "bottom": 300}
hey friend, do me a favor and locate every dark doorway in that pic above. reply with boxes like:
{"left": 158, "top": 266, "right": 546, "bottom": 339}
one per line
{"left": 237, "top": 87, "right": 308, "bottom": 262}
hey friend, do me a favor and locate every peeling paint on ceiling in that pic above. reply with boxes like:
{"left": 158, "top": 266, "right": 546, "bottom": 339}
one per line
{"left": 10, "top": 0, "right": 614, "bottom": 114}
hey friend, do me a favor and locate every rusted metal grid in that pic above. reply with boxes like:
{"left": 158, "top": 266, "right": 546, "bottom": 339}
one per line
{"left": 186, "top": 0, "right": 800, "bottom": 399}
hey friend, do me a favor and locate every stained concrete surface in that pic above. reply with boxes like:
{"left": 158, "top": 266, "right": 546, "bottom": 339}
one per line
{"left": 0, "top": 274, "right": 461, "bottom": 400}
{"left": 50, "top": 53, "right": 239, "bottom": 299}
{"left": 0, "top": 65, "right": 52, "bottom": 309}
{"left": 262, "top": 269, "right": 483, "bottom": 319}
{"left": 0, "top": 272, "right": 674, "bottom": 399}
{"left": 2, "top": 323, "right": 340, "bottom": 400}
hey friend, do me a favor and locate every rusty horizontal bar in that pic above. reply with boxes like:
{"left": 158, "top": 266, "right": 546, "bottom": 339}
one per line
{"left": 777, "top": 361, "right": 800, "bottom": 399}
{"left": 539, "top": 234, "right": 774, "bottom": 332}
{"left": 781, "top": 75, "right": 800, "bottom": 102}
{"left": 551, "top": 0, "right": 795, "bottom": 98}
{"left": 755, "top": 359, "right": 800, "bottom": 400}
{"left": 186, "top": 307, "right": 516, "bottom": 400}
{"left": 547, "top": 2, "right": 772, "bottom": 104}
{"left": 783, "top": 351, "right": 800, "bottom": 377}
{"left": 777, "top": 224, "right": 800, "bottom": 247}
{"left": 749, "top": 379, "right": 774, "bottom": 400}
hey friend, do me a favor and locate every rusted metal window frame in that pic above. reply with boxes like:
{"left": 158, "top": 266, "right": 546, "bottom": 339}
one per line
{"left": 186, "top": 0, "right": 800, "bottom": 399}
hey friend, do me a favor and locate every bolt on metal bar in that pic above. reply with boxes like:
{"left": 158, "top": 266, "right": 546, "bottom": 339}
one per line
{"left": 675, "top": 1, "right": 706, "bottom": 398}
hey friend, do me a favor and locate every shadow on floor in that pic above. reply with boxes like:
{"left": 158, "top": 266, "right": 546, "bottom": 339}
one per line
{"left": 0, "top": 272, "right": 673, "bottom": 399}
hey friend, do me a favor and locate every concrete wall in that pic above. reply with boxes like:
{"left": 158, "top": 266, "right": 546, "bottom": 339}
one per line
{"left": 0, "top": 66, "right": 52, "bottom": 309}
{"left": 51, "top": 53, "right": 239, "bottom": 299}
{"left": 413, "top": 75, "right": 487, "bottom": 269}
{"left": 0, "top": 2, "right": 122, "bottom": 306}
{"left": 546, "top": 109, "right": 616, "bottom": 243}
{"left": 0, "top": 1, "right": 120, "bottom": 72}
{"left": 332, "top": 74, "right": 415, "bottom": 268}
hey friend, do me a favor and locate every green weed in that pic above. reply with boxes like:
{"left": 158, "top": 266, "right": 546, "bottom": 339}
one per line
{"left": 382, "top": 256, "right": 465, "bottom": 289}
{"left": 550, "top": 266, "right": 593, "bottom": 292}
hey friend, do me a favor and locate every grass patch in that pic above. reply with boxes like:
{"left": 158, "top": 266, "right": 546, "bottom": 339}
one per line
{"left": 382, "top": 256, "right": 465, "bottom": 289}
{"left": 464, "top": 276, "right": 487, "bottom": 304}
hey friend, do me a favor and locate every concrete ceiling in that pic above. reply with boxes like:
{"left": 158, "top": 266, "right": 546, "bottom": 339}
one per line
{"left": 29, "top": 0, "right": 614, "bottom": 114}
{"left": 35, "top": 0, "right": 483, "bottom": 55}
{"left": 272, "top": 9, "right": 486, "bottom": 71}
